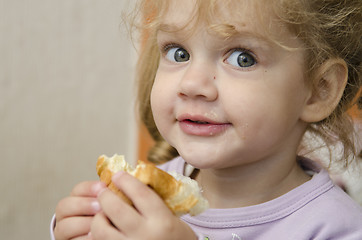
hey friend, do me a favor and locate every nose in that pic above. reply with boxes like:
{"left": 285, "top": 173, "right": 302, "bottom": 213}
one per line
{"left": 178, "top": 62, "right": 218, "bottom": 101}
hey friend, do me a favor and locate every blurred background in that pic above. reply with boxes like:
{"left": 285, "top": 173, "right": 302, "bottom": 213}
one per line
{"left": 0, "top": 0, "right": 137, "bottom": 239}
{"left": 1, "top": 1, "right": 361, "bottom": 240}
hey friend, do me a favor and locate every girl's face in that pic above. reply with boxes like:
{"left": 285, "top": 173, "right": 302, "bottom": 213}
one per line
{"left": 151, "top": 0, "right": 311, "bottom": 170}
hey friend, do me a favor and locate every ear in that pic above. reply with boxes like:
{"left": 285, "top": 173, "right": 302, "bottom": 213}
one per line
{"left": 300, "top": 58, "right": 348, "bottom": 123}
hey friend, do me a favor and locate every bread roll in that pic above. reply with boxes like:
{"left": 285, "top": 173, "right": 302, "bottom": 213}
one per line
{"left": 96, "top": 154, "right": 208, "bottom": 216}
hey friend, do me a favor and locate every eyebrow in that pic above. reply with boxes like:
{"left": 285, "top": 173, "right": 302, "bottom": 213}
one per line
{"left": 157, "top": 22, "right": 276, "bottom": 49}
{"left": 210, "top": 23, "right": 276, "bottom": 45}
{"left": 158, "top": 23, "right": 190, "bottom": 33}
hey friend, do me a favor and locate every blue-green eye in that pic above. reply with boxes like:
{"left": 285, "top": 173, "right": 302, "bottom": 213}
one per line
{"left": 165, "top": 47, "right": 190, "bottom": 62}
{"left": 226, "top": 50, "right": 256, "bottom": 68}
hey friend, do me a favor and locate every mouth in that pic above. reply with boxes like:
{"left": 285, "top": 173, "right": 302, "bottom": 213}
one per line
{"left": 177, "top": 115, "right": 222, "bottom": 125}
{"left": 183, "top": 119, "right": 211, "bottom": 124}
{"left": 177, "top": 115, "right": 230, "bottom": 136}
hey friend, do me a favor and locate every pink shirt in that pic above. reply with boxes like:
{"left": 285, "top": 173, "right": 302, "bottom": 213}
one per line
{"left": 161, "top": 157, "right": 362, "bottom": 240}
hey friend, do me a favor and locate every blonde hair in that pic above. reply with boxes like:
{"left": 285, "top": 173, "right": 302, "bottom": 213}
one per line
{"left": 128, "top": 0, "right": 361, "bottom": 165}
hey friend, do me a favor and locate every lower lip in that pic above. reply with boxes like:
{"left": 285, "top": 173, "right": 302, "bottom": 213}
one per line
{"left": 178, "top": 120, "right": 230, "bottom": 136}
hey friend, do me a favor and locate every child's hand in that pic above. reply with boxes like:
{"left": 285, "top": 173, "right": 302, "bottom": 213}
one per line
{"left": 54, "top": 181, "right": 106, "bottom": 240}
{"left": 91, "top": 171, "right": 198, "bottom": 240}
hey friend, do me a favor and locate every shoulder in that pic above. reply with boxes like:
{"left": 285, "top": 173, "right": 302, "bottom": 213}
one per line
{"left": 305, "top": 185, "right": 362, "bottom": 217}
{"left": 297, "top": 161, "right": 362, "bottom": 223}
{"left": 290, "top": 175, "right": 362, "bottom": 239}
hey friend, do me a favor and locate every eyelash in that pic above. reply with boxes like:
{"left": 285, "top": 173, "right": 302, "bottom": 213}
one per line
{"left": 160, "top": 42, "right": 184, "bottom": 55}
{"left": 228, "top": 47, "right": 257, "bottom": 59}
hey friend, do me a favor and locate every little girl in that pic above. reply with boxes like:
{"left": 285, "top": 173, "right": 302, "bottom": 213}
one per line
{"left": 52, "top": 0, "right": 362, "bottom": 239}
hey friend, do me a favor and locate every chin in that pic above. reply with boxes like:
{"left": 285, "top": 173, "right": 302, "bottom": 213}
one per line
{"left": 172, "top": 140, "right": 234, "bottom": 169}
{"left": 178, "top": 151, "right": 220, "bottom": 169}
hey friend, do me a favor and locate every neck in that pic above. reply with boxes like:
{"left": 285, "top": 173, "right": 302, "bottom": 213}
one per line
{"left": 196, "top": 156, "right": 311, "bottom": 209}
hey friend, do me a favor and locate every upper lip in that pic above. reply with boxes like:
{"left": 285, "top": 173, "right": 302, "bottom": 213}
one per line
{"left": 177, "top": 114, "right": 225, "bottom": 125}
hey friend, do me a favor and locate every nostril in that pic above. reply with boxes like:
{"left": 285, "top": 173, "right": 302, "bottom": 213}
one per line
{"left": 178, "top": 92, "right": 187, "bottom": 98}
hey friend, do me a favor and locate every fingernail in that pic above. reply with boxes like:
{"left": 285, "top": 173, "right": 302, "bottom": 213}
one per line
{"left": 91, "top": 200, "right": 101, "bottom": 212}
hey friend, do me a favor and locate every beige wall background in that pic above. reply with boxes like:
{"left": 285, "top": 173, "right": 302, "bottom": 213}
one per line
{"left": 0, "top": 1, "right": 137, "bottom": 239}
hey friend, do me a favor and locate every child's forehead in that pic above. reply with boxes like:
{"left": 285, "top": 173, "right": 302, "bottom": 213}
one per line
{"left": 156, "top": 0, "right": 297, "bottom": 48}
{"left": 159, "top": 0, "right": 267, "bottom": 29}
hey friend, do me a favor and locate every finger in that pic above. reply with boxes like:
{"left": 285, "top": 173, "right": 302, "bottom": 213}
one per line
{"left": 71, "top": 181, "right": 106, "bottom": 197}
{"left": 98, "top": 188, "right": 142, "bottom": 234}
{"left": 54, "top": 216, "right": 93, "bottom": 240}
{"left": 91, "top": 212, "right": 125, "bottom": 240}
{"left": 56, "top": 197, "right": 101, "bottom": 221}
{"left": 112, "top": 171, "right": 170, "bottom": 216}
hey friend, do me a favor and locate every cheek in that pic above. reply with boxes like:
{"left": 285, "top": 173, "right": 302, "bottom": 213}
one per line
{"left": 222, "top": 86, "right": 283, "bottom": 136}
{"left": 151, "top": 71, "right": 180, "bottom": 113}
{"left": 150, "top": 74, "right": 165, "bottom": 110}
{"left": 150, "top": 83, "right": 163, "bottom": 121}
{"left": 150, "top": 84, "right": 158, "bottom": 113}
{"left": 150, "top": 79, "right": 174, "bottom": 131}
